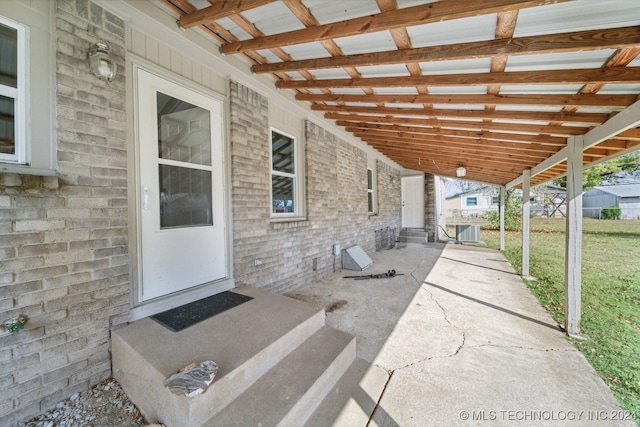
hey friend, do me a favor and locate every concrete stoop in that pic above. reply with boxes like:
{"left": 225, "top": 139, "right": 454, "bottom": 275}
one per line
{"left": 399, "top": 228, "right": 428, "bottom": 244}
{"left": 112, "top": 286, "right": 379, "bottom": 427}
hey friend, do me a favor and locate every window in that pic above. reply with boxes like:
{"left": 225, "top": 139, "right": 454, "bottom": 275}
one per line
{"left": 367, "top": 168, "right": 374, "bottom": 213}
{"left": 0, "top": 4, "right": 55, "bottom": 175}
{"left": 0, "top": 18, "right": 25, "bottom": 164}
{"left": 271, "top": 129, "right": 298, "bottom": 216}
{"left": 492, "top": 196, "right": 500, "bottom": 205}
{"left": 466, "top": 197, "right": 478, "bottom": 206}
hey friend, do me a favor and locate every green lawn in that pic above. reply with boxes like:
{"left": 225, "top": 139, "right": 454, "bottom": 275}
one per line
{"left": 473, "top": 219, "right": 640, "bottom": 421}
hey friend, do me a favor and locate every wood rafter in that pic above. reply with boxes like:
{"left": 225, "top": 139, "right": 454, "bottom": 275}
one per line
{"left": 221, "top": 0, "right": 567, "bottom": 54}
{"left": 164, "top": 0, "right": 640, "bottom": 186}
{"left": 277, "top": 68, "right": 640, "bottom": 89}
{"left": 253, "top": 26, "right": 640, "bottom": 74}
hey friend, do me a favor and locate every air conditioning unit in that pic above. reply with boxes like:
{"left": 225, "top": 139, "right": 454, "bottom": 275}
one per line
{"left": 456, "top": 225, "right": 480, "bottom": 242}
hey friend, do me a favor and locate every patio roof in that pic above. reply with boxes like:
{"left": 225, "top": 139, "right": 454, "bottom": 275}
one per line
{"left": 164, "top": 0, "right": 640, "bottom": 186}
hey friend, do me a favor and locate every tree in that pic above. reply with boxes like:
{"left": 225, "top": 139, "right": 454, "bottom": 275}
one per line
{"left": 554, "top": 152, "right": 640, "bottom": 191}
{"left": 482, "top": 189, "right": 522, "bottom": 231}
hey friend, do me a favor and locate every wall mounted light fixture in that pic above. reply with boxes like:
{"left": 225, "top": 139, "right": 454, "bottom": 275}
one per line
{"left": 456, "top": 166, "right": 467, "bottom": 178}
{"left": 88, "top": 42, "right": 116, "bottom": 82}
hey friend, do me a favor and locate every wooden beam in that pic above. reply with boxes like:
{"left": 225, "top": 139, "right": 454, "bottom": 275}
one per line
{"left": 312, "top": 104, "right": 610, "bottom": 124}
{"left": 346, "top": 125, "right": 566, "bottom": 149}
{"left": 254, "top": 26, "right": 640, "bottom": 73}
{"left": 277, "top": 67, "right": 640, "bottom": 89}
{"left": 296, "top": 93, "right": 637, "bottom": 108}
{"left": 221, "top": 0, "right": 566, "bottom": 54}
{"left": 179, "top": 0, "right": 276, "bottom": 29}
{"left": 328, "top": 114, "right": 591, "bottom": 136}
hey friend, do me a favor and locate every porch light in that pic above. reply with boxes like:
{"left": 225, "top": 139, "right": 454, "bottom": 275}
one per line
{"left": 456, "top": 166, "right": 466, "bottom": 178}
{"left": 88, "top": 42, "right": 116, "bottom": 82}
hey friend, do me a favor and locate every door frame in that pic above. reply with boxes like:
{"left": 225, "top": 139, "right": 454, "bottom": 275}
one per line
{"left": 401, "top": 175, "right": 425, "bottom": 229}
{"left": 127, "top": 58, "right": 235, "bottom": 322}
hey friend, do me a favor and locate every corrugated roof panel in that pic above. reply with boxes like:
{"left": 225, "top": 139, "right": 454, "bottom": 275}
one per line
{"left": 331, "top": 88, "right": 367, "bottom": 95}
{"left": 241, "top": 2, "right": 304, "bottom": 35}
{"left": 499, "top": 85, "right": 583, "bottom": 94}
{"left": 256, "top": 49, "right": 283, "bottom": 63}
{"left": 396, "top": 0, "right": 439, "bottom": 9}
{"left": 374, "top": 87, "right": 420, "bottom": 95}
{"left": 407, "top": 14, "right": 497, "bottom": 48}
{"left": 216, "top": 17, "right": 252, "bottom": 41}
{"left": 302, "top": 0, "right": 381, "bottom": 25}
{"left": 427, "top": 86, "right": 488, "bottom": 95}
{"left": 576, "top": 107, "right": 620, "bottom": 114}
{"left": 598, "top": 84, "right": 640, "bottom": 94}
{"left": 284, "top": 71, "right": 305, "bottom": 80}
{"left": 514, "top": 0, "right": 640, "bottom": 37}
{"left": 432, "top": 104, "right": 485, "bottom": 110}
{"left": 420, "top": 58, "right": 492, "bottom": 75}
{"left": 281, "top": 42, "right": 331, "bottom": 61}
{"left": 384, "top": 103, "right": 426, "bottom": 109}
{"left": 334, "top": 31, "right": 397, "bottom": 55}
{"left": 308, "top": 68, "right": 353, "bottom": 80}
{"left": 356, "top": 64, "right": 411, "bottom": 78}
{"left": 494, "top": 105, "right": 564, "bottom": 113}
{"left": 504, "top": 50, "right": 615, "bottom": 72}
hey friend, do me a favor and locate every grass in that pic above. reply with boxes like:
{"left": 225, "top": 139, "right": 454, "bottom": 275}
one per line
{"left": 468, "top": 218, "right": 640, "bottom": 422}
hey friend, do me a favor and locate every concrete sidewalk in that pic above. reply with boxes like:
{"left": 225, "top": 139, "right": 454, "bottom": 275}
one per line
{"left": 288, "top": 243, "right": 636, "bottom": 426}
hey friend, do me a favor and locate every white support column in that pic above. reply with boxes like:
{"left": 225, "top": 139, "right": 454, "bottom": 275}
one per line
{"left": 500, "top": 186, "right": 505, "bottom": 251}
{"left": 565, "top": 136, "right": 583, "bottom": 337}
{"left": 521, "top": 170, "right": 531, "bottom": 278}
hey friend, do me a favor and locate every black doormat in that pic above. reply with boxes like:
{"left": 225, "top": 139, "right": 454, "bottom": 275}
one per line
{"left": 151, "top": 291, "right": 253, "bottom": 332}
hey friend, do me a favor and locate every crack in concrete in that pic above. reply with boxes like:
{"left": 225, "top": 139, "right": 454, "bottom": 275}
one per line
{"left": 367, "top": 369, "right": 394, "bottom": 427}
{"left": 466, "top": 343, "right": 577, "bottom": 353}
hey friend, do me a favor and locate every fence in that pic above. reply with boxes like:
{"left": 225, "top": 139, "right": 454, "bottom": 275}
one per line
{"left": 446, "top": 207, "right": 640, "bottom": 223}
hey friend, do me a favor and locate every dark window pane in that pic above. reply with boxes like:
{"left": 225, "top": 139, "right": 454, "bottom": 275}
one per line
{"left": 367, "top": 169, "right": 373, "bottom": 190}
{"left": 368, "top": 192, "right": 373, "bottom": 213}
{"left": 0, "top": 23, "right": 18, "bottom": 88}
{"left": 157, "top": 92, "right": 211, "bottom": 166}
{"left": 0, "top": 95, "right": 15, "bottom": 155}
{"left": 272, "top": 175, "right": 294, "bottom": 214}
{"left": 159, "top": 165, "right": 213, "bottom": 228}
{"left": 272, "top": 131, "right": 294, "bottom": 173}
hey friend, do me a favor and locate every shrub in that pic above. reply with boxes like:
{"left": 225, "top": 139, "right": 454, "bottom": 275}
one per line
{"left": 601, "top": 205, "right": 621, "bottom": 220}
{"left": 482, "top": 190, "right": 522, "bottom": 230}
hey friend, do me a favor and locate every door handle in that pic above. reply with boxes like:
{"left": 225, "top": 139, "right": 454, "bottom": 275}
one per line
{"left": 142, "top": 186, "right": 149, "bottom": 211}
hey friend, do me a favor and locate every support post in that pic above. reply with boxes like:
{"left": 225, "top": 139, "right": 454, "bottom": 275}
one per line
{"left": 500, "top": 186, "right": 505, "bottom": 251}
{"left": 521, "top": 170, "right": 531, "bottom": 278}
{"left": 565, "top": 136, "right": 583, "bottom": 337}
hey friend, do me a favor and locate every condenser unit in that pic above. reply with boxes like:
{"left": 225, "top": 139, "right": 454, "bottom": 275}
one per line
{"left": 456, "top": 225, "right": 480, "bottom": 242}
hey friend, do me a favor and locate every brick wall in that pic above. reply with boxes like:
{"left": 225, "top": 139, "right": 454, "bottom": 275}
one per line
{"left": 0, "top": 1, "right": 128, "bottom": 425}
{"left": 230, "top": 81, "right": 401, "bottom": 292}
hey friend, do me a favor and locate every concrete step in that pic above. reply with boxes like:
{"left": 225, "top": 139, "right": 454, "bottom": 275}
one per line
{"left": 305, "top": 358, "right": 389, "bottom": 427}
{"left": 207, "top": 326, "right": 356, "bottom": 427}
{"left": 399, "top": 228, "right": 427, "bottom": 244}
{"left": 112, "top": 286, "right": 326, "bottom": 427}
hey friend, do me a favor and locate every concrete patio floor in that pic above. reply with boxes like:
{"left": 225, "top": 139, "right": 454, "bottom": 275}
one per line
{"left": 288, "top": 242, "right": 636, "bottom": 426}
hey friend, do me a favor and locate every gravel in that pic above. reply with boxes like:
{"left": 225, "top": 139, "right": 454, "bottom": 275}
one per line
{"left": 21, "top": 378, "right": 152, "bottom": 427}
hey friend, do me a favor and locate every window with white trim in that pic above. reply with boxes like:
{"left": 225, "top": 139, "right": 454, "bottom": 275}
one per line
{"left": 271, "top": 129, "right": 298, "bottom": 216}
{"left": 0, "top": 18, "right": 25, "bottom": 164}
{"left": 0, "top": 4, "right": 56, "bottom": 175}
{"left": 465, "top": 197, "right": 478, "bottom": 207}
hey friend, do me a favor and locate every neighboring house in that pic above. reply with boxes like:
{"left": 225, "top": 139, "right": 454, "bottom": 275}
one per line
{"left": 0, "top": 1, "right": 443, "bottom": 425}
{"left": 583, "top": 184, "right": 640, "bottom": 219}
{"left": 445, "top": 187, "right": 498, "bottom": 218}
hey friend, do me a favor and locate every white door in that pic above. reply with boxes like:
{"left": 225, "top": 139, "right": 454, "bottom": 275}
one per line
{"left": 401, "top": 175, "right": 425, "bottom": 228}
{"left": 136, "top": 68, "right": 227, "bottom": 302}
